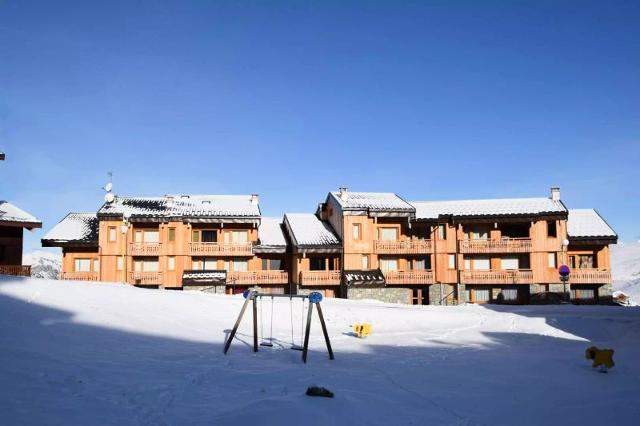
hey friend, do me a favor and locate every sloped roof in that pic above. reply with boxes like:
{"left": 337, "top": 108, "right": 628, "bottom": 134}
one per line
{"left": 283, "top": 213, "right": 341, "bottom": 249}
{"left": 41, "top": 213, "right": 98, "bottom": 246}
{"left": 329, "top": 191, "right": 414, "bottom": 213}
{"left": 0, "top": 200, "right": 42, "bottom": 229}
{"left": 255, "top": 217, "right": 287, "bottom": 253}
{"left": 411, "top": 197, "right": 567, "bottom": 219}
{"left": 568, "top": 209, "right": 617, "bottom": 239}
{"left": 98, "top": 195, "right": 260, "bottom": 220}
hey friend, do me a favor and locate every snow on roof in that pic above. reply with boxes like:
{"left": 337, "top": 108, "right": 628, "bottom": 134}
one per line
{"left": 0, "top": 201, "right": 42, "bottom": 228}
{"left": 98, "top": 194, "right": 260, "bottom": 219}
{"left": 42, "top": 213, "right": 98, "bottom": 245}
{"left": 284, "top": 213, "right": 340, "bottom": 247}
{"left": 329, "top": 191, "right": 414, "bottom": 212}
{"left": 411, "top": 197, "right": 566, "bottom": 219}
{"left": 257, "top": 217, "right": 287, "bottom": 247}
{"left": 568, "top": 209, "right": 616, "bottom": 239}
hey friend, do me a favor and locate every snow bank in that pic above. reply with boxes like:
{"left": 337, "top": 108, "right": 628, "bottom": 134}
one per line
{"left": 612, "top": 242, "right": 640, "bottom": 304}
{"left": 1, "top": 276, "right": 639, "bottom": 425}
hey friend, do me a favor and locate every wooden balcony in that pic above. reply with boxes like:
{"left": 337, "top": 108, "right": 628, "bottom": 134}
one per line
{"left": 384, "top": 270, "right": 434, "bottom": 285}
{"left": 61, "top": 271, "right": 99, "bottom": 281}
{"left": 0, "top": 265, "right": 31, "bottom": 277}
{"left": 374, "top": 239, "right": 433, "bottom": 254}
{"left": 228, "top": 270, "right": 289, "bottom": 285}
{"left": 568, "top": 269, "right": 612, "bottom": 284}
{"left": 128, "top": 271, "right": 163, "bottom": 286}
{"left": 189, "top": 242, "right": 253, "bottom": 256}
{"left": 461, "top": 270, "right": 534, "bottom": 285}
{"left": 299, "top": 270, "right": 341, "bottom": 286}
{"left": 459, "top": 238, "right": 532, "bottom": 254}
{"left": 129, "top": 242, "right": 163, "bottom": 256}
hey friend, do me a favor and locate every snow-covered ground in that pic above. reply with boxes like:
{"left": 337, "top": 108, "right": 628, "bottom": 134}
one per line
{"left": 612, "top": 242, "right": 640, "bottom": 303}
{"left": 1, "top": 277, "right": 639, "bottom": 425}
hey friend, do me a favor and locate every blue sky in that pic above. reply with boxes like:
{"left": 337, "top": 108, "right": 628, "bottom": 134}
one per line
{"left": 1, "top": 0, "right": 638, "bottom": 252}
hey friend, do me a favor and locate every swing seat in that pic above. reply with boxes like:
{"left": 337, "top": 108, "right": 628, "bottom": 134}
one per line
{"left": 290, "top": 344, "right": 304, "bottom": 351}
{"left": 260, "top": 341, "right": 274, "bottom": 347}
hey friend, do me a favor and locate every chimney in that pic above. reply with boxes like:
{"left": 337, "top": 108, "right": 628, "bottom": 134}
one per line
{"left": 339, "top": 187, "right": 348, "bottom": 202}
{"left": 550, "top": 187, "right": 560, "bottom": 201}
{"left": 250, "top": 194, "right": 259, "bottom": 205}
{"left": 165, "top": 195, "right": 175, "bottom": 208}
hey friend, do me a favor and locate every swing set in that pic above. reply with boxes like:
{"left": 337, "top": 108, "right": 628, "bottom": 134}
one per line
{"left": 223, "top": 289, "right": 335, "bottom": 363}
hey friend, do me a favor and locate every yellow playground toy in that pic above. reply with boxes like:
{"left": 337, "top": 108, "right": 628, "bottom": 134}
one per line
{"left": 585, "top": 346, "right": 615, "bottom": 373}
{"left": 353, "top": 323, "right": 372, "bottom": 338}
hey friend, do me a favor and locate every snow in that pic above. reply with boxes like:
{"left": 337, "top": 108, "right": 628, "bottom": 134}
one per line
{"left": 612, "top": 242, "right": 640, "bottom": 304}
{"left": 0, "top": 200, "right": 42, "bottom": 227}
{"left": 23, "top": 250, "right": 61, "bottom": 279}
{"left": 284, "top": 213, "right": 341, "bottom": 246}
{"left": 329, "top": 191, "right": 414, "bottom": 212}
{"left": 98, "top": 195, "right": 260, "bottom": 219}
{"left": 257, "top": 217, "right": 286, "bottom": 247}
{"left": 41, "top": 213, "right": 98, "bottom": 244}
{"left": 1, "top": 276, "right": 640, "bottom": 425}
{"left": 412, "top": 197, "right": 566, "bottom": 219}
{"left": 568, "top": 209, "right": 617, "bottom": 238}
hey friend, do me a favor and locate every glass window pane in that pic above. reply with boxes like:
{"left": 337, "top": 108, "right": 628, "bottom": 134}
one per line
{"left": 168, "top": 228, "right": 176, "bottom": 242}
{"left": 117, "top": 257, "right": 124, "bottom": 271}
{"left": 448, "top": 254, "right": 456, "bottom": 269}
{"left": 464, "top": 258, "right": 471, "bottom": 270}
{"left": 135, "top": 231, "right": 142, "bottom": 243}
{"left": 380, "top": 228, "right": 398, "bottom": 241}
{"left": 269, "top": 259, "right": 282, "bottom": 270}
{"left": 473, "top": 257, "right": 490, "bottom": 270}
{"left": 144, "top": 260, "right": 159, "bottom": 272}
{"left": 501, "top": 256, "right": 519, "bottom": 270}
{"left": 93, "top": 259, "right": 99, "bottom": 272}
{"left": 204, "top": 258, "right": 217, "bottom": 269}
{"left": 144, "top": 231, "right": 159, "bottom": 243}
{"left": 380, "top": 259, "right": 398, "bottom": 272}
{"left": 548, "top": 253, "right": 556, "bottom": 268}
{"left": 168, "top": 256, "right": 175, "bottom": 271}
{"left": 134, "top": 261, "right": 142, "bottom": 272}
{"left": 233, "top": 231, "right": 248, "bottom": 243}
{"left": 75, "top": 258, "right": 91, "bottom": 272}
{"left": 415, "top": 259, "right": 425, "bottom": 270}
{"left": 362, "top": 255, "right": 369, "bottom": 270}
{"left": 234, "top": 259, "right": 248, "bottom": 272}
{"left": 202, "top": 231, "right": 217, "bottom": 243}
{"left": 109, "top": 227, "right": 117, "bottom": 242}
{"left": 192, "top": 230, "right": 200, "bottom": 243}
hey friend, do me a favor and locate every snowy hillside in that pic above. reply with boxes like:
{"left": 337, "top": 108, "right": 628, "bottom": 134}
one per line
{"left": 612, "top": 242, "right": 640, "bottom": 303}
{"left": 1, "top": 277, "right": 639, "bottom": 425}
{"left": 23, "top": 250, "right": 61, "bottom": 280}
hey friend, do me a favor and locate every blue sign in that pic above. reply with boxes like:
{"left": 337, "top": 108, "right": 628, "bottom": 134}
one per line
{"left": 242, "top": 289, "right": 250, "bottom": 299}
{"left": 558, "top": 265, "right": 570, "bottom": 277}
{"left": 309, "top": 291, "right": 323, "bottom": 304}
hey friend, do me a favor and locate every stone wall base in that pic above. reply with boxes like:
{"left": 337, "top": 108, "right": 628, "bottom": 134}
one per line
{"left": 346, "top": 287, "right": 409, "bottom": 304}
{"left": 183, "top": 285, "right": 226, "bottom": 294}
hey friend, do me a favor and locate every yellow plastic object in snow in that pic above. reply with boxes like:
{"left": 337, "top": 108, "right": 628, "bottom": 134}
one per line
{"left": 354, "top": 323, "right": 371, "bottom": 338}
{"left": 585, "top": 346, "right": 615, "bottom": 370}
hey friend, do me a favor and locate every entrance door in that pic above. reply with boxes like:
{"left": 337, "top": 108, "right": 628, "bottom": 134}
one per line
{"left": 411, "top": 287, "right": 429, "bottom": 305}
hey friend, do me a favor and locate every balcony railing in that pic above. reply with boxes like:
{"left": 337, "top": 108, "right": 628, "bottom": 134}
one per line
{"left": 189, "top": 242, "right": 253, "bottom": 256}
{"left": 568, "top": 269, "right": 612, "bottom": 284}
{"left": 459, "top": 238, "right": 532, "bottom": 254}
{"left": 461, "top": 269, "right": 534, "bottom": 285}
{"left": 129, "top": 242, "right": 163, "bottom": 256}
{"left": 374, "top": 239, "right": 433, "bottom": 254}
{"left": 61, "top": 271, "right": 99, "bottom": 281}
{"left": 384, "top": 270, "right": 434, "bottom": 285}
{"left": 299, "top": 270, "right": 341, "bottom": 286}
{"left": 0, "top": 265, "right": 31, "bottom": 277}
{"left": 228, "top": 270, "right": 289, "bottom": 285}
{"left": 128, "top": 271, "right": 163, "bottom": 286}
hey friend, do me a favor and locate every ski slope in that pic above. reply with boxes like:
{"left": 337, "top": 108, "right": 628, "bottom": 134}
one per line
{"left": 1, "top": 276, "right": 639, "bottom": 425}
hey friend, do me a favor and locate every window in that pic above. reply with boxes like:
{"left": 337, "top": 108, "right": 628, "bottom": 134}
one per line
{"left": 108, "top": 227, "right": 117, "bottom": 242}
{"left": 168, "top": 228, "right": 176, "bottom": 242}
{"left": 167, "top": 256, "right": 175, "bottom": 271}
{"left": 448, "top": 254, "right": 456, "bottom": 269}
{"left": 135, "top": 231, "right": 143, "bottom": 243}
{"left": 203, "top": 258, "right": 217, "bottom": 269}
{"left": 579, "top": 255, "right": 594, "bottom": 269}
{"left": 473, "top": 256, "right": 490, "bottom": 271}
{"left": 233, "top": 259, "right": 248, "bottom": 272}
{"left": 571, "top": 288, "right": 595, "bottom": 300}
{"left": 379, "top": 228, "right": 398, "bottom": 241}
{"left": 192, "top": 259, "right": 202, "bottom": 270}
{"left": 362, "top": 255, "right": 369, "bottom": 270}
{"left": 352, "top": 223, "right": 361, "bottom": 240}
{"left": 134, "top": 260, "right": 142, "bottom": 272}
{"left": 501, "top": 288, "right": 518, "bottom": 301}
{"left": 501, "top": 256, "right": 519, "bottom": 270}
{"left": 262, "top": 259, "right": 283, "bottom": 270}
{"left": 547, "top": 221, "right": 557, "bottom": 238}
{"left": 143, "top": 259, "right": 159, "bottom": 272}
{"left": 548, "top": 252, "right": 557, "bottom": 268}
{"left": 117, "top": 257, "right": 124, "bottom": 271}
{"left": 380, "top": 258, "right": 398, "bottom": 272}
{"left": 569, "top": 255, "right": 576, "bottom": 268}
{"left": 439, "top": 225, "right": 446, "bottom": 240}
{"left": 74, "top": 258, "right": 91, "bottom": 272}
{"left": 93, "top": 258, "right": 100, "bottom": 273}
{"left": 465, "top": 226, "right": 489, "bottom": 240}
{"left": 414, "top": 258, "right": 430, "bottom": 270}
{"left": 144, "top": 230, "right": 159, "bottom": 243}
{"left": 310, "top": 257, "right": 326, "bottom": 271}
{"left": 202, "top": 230, "right": 217, "bottom": 243}
{"left": 192, "top": 230, "right": 200, "bottom": 243}
{"left": 232, "top": 231, "right": 248, "bottom": 244}
{"left": 473, "top": 287, "right": 491, "bottom": 303}
{"left": 464, "top": 258, "right": 471, "bottom": 270}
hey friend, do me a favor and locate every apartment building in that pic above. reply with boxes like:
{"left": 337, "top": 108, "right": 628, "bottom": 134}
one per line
{"left": 43, "top": 187, "right": 617, "bottom": 305}
{"left": 43, "top": 194, "right": 289, "bottom": 294}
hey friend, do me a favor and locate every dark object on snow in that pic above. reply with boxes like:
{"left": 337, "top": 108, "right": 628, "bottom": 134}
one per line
{"left": 530, "top": 291, "right": 563, "bottom": 305}
{"left": 306, "top": 386, "right": 334, "bottom": 398}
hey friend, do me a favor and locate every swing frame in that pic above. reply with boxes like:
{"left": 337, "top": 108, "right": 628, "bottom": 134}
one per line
{"left": 223, "top": 290, "right": 335, "bottom": 363}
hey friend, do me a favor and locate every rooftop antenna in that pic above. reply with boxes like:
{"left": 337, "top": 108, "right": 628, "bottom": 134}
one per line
{"left": 103, "top": 171, "right": 115, "bottom": 203}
